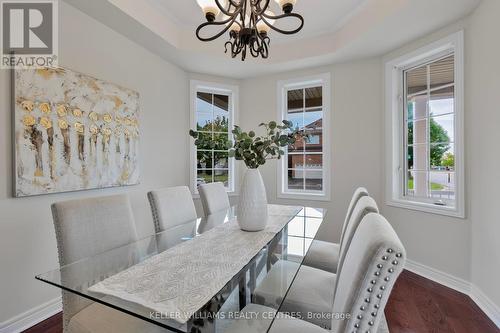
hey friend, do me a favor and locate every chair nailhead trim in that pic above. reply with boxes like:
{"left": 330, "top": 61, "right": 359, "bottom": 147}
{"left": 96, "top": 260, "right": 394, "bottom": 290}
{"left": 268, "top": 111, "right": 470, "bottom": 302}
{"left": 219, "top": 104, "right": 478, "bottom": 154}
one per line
{"left": 353, "top": 247, "right": 402, "bottom": 333}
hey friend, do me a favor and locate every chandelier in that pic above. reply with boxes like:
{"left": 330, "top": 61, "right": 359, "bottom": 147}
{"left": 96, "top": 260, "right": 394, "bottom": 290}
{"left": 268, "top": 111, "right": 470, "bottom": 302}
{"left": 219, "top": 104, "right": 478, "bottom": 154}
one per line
{"left": 195, "top": 0, "right": 304, "bottom": 61}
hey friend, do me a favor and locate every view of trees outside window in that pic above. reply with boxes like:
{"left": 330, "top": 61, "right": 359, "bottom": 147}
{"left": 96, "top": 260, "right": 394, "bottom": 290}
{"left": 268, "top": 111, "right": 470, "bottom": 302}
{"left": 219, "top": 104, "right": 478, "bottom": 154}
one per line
{"left": 195, "top": 92, "right": 231, "bottom": 188}
{"left": 286, "top": 86, "right": 324, "bottom": 192}
{"left": 404, "top": 55, "right": 455, "bottom": 204}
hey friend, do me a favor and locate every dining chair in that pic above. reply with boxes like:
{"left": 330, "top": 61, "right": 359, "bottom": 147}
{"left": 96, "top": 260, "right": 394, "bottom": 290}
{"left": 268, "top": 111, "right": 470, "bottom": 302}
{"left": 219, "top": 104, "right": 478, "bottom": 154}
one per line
{"left": 147, "top": 186, "right": 197, "bottom": 233}
{"left": 225, "top": 213, "right": 406, "bottom": 333}
{"left": 51, "top": 194, "right": 165, "bottom": 333}
{"left": 198, "top": 182, "right": 230, "bottom": 216}
{"left": 252, "top": 195, "right": 378, "bottom": 328}
{"left": 302, "top": 187, "right": 369, "bottom": 273}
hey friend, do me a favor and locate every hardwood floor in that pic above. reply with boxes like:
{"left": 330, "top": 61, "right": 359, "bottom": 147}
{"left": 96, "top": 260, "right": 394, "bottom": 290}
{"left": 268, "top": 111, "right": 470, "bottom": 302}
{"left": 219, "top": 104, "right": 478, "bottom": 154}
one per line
{"left": 23, "top": 312, "right": 62, "bottom": 333}
{"left": 386, "top": 270, "right": 499, "bottom": 333}
{"left": 24, "top": 270, "right": 498, "bottom": 333}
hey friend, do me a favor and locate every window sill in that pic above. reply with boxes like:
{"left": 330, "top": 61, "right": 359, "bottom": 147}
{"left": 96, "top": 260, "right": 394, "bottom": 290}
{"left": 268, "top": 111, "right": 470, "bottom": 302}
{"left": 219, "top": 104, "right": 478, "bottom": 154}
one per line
{"left": 192, "top": 191, "right": 239, "bottom": 199}
{"left": 277, "top": 192, "right": 330, "bottom": 202}
{"left": 386, "top": 198, "right": 465, "bottom": 219}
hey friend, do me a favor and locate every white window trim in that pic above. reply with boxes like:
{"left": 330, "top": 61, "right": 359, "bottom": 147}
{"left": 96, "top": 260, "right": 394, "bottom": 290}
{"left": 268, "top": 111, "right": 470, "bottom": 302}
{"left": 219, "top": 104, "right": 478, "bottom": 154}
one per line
{"left": 189, "top": 80, "right": 239, "bottom": 197}
{"left": 385, "top": 31, "right": 465, "bottom": 218}
{"left": 276, "top": 73, "right": 331, "bottom": 202}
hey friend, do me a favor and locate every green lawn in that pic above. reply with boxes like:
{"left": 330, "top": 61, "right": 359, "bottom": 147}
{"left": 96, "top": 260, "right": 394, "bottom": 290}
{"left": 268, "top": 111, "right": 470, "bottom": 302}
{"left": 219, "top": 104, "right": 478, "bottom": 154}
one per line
{"left": 197, "top": 171, "right": 229, "bottom": 185}
{"left": 408, "top": 179, "right": 444, "bottom": 190}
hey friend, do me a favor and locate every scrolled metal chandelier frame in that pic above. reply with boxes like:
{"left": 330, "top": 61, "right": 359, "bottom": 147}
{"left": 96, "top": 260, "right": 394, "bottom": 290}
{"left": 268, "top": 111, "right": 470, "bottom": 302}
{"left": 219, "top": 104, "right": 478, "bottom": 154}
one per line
{"left": 195, "top": 0, "right": 304, "bottom": 61}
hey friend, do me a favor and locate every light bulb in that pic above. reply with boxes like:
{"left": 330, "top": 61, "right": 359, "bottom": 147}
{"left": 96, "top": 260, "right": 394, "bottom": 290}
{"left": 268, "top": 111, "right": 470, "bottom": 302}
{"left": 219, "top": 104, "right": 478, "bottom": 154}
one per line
{"left": 275, "top": 0, "right": 297, "bottom": 6}
{"left": 274, "top": 0, "right": 297, "bottom": 13}
{"left": 256, "top": 11, "right": 275, "bottom": 34}
{"left": 230, "top": 21, "right": 242, "bottom": 32}
{"left": 196, "top": 0, "right": 220, "bottom": 20}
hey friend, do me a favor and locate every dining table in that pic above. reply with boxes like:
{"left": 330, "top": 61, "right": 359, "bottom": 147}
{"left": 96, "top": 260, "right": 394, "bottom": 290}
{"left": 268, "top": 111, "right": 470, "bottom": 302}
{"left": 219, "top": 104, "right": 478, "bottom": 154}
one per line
{"left": 36, "top": 204, "right": 327, "bottom": 333}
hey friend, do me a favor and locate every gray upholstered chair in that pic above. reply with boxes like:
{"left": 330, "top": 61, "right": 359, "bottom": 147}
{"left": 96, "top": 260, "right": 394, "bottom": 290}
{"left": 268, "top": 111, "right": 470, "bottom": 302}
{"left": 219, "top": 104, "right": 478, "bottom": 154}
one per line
{"left": 252, "top": 195, "right": 379, "bottom": 328}
{"left": 198, "top": 182, "right": 230, "bottom": 216}
{"left": 225, "top": 213, "right": 406, "bottom": 333}
{"left": 302, "top": 187, "right": 369, "bottom": 273}
{"left": 147, "top": 186, "right": 197, "bottom": 233}
{"left": 51, "top": 194, "right": 165, "bottom": 333}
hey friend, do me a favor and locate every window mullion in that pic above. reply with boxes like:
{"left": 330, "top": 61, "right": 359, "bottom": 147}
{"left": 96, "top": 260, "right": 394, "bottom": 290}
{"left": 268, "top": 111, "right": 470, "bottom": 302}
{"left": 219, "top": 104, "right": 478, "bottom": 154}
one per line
{"left": 302, "top": 88, "right": 306, "bottom": 191}
{"left": 426, "top": 64, "right": 431, "bottom": 198}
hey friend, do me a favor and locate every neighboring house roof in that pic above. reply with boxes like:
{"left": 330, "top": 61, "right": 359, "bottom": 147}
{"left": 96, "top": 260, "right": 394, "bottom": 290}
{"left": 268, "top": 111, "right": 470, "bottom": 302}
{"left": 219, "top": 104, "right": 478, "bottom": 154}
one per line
{"left": 305, "top": 118, "right": 322, "bottom": 134}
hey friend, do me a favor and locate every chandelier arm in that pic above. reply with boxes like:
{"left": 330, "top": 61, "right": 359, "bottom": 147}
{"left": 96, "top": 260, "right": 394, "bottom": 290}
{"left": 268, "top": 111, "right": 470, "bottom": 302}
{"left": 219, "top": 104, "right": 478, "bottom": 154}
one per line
{"left": 230, "top": 40, "right": 239, "bottom": 57}
{"left": 250, "top": 36, "right": 261, "bottom": 54}
{"left": 252, "top": 0, "right": 270, "bottom": 15}
{"left": 260, "top": 39, "right": 269, "bottom": 58}
{"left": 195, "top": 8, "right": 242, "bottom": 42}
{"left": 242, "top": 44, "right": 247, "bottom": 61}
{"left": 254, "top": 30, "right": 269, "bottom": 58}
{"left": 224, "top": 41, "right": 230, "bottom": 53}
{"left": 261, "top": 12, "right": 304, "bottom": 35}
{"left": 250, "top": 43, "right": 258, "bottom": 57}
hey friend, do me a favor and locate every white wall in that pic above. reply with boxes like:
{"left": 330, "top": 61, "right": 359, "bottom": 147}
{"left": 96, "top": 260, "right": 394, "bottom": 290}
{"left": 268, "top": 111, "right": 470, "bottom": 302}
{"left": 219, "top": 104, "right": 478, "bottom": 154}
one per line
{"left": 239, "top": 60, "right": 383, "bottom": 243}
{"left": 380, "top": 0, "right": 500, "bottom": 316}
{"left": 0, "top": 1, "right": 190, "bottom": 324}
{"left": 382, "top": 21, "right": 472, "bottom": 281}
{"left": 466, "top": 0, "right": 500, "bottom": 312}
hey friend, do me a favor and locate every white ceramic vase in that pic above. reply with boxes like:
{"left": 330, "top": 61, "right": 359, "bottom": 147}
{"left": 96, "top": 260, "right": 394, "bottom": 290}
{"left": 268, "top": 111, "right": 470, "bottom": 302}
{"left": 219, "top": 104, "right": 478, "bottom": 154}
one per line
{"left": 237, "top": 168, "right": 268, "bottom": 231}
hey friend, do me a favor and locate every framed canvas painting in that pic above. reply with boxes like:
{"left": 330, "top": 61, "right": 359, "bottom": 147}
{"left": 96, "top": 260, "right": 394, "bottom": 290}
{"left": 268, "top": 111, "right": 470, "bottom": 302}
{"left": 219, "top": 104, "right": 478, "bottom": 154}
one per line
{"left": 13, "top": 67, "right": 140, "bottom": 197}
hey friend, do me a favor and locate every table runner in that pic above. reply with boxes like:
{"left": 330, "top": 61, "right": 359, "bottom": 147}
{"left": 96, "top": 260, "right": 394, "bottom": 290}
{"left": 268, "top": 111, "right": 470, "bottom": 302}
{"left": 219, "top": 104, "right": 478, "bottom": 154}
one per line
{"left": 89, "top": 205, "right": 302, "bottom": 324}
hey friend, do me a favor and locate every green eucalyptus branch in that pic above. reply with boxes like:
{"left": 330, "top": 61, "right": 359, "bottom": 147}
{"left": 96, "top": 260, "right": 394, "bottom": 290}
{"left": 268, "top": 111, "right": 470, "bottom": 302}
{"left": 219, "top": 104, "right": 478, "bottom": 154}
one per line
{"left": 189, "top": 120, "right": 309, "bottom": 169}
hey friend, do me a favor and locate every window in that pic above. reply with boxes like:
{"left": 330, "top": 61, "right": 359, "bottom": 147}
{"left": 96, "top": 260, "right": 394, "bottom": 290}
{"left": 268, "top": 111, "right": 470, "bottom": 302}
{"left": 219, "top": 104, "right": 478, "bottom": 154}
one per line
{"left": 277, "top": 73, "right": 331, "bottom": 201}
{"left": 190, "top": 81, "right": 238, "bottom": 194}
{"left": 385, "top": 31, "right": 464, "bottom": 217}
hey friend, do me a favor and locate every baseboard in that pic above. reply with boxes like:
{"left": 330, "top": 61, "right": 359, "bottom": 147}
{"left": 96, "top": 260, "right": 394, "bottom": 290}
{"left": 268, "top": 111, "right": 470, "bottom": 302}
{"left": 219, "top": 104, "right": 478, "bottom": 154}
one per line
{"left": 405, "top": 259, "right": 471, "bottom": 295}
{"left": 470, "top": 284, "right": 500, "bottom": 329}
{"left": 405, "top": 259, "right": 500, "bottom": 329}
{"left": 0, "top": 297, "right": 62, "bottom": 333}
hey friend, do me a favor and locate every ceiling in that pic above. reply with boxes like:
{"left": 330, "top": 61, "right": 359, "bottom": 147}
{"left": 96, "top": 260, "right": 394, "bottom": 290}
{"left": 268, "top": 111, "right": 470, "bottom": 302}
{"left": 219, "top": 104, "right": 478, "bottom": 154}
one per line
{"left": 148, "top": 0, "right": 367, "bottom": 43}
{"left": 63, "top": 0, "right": 481, "bottom": 79}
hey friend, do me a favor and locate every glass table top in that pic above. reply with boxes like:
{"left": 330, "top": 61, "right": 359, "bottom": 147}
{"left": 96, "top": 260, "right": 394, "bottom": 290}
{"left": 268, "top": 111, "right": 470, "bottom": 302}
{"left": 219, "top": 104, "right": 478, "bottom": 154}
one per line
{"left": 36, "top": 204, "right": 327, "bottom": 333}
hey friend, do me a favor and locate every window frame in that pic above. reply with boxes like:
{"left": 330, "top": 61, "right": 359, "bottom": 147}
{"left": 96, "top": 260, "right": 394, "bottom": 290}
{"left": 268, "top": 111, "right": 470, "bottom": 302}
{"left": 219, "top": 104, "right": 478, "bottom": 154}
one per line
{"left": 190, "top": 80, "right": 239, "bottom": 196}
{"left": 277, "top": 73, "right": 331, "bottom": 201}
{"left": 385, "top": 31, "right": 465, "bottom": 218}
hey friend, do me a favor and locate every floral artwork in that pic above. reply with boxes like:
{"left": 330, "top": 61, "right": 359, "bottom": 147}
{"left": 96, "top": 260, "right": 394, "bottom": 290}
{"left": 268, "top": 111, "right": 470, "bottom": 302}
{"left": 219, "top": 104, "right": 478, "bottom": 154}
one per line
{"left": 14, "top": 67, "right": 140, "bottom": 197}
